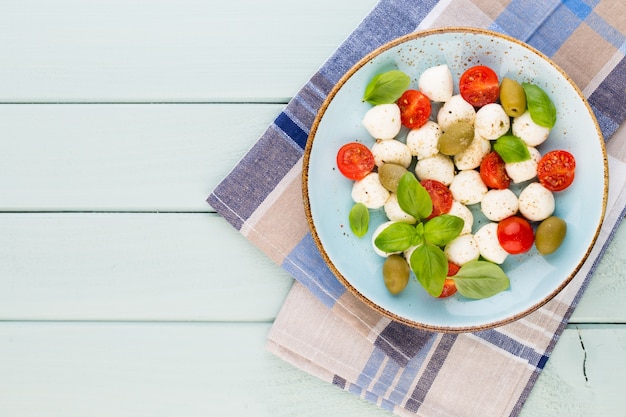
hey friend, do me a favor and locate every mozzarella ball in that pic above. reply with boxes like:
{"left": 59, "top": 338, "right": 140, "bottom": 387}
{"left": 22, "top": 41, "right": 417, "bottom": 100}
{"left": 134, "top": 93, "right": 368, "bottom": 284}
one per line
{"left": 453, "top": 132, "right": 492, "bottom": 170}
{"left": 474, "top": 223, "right": 508, "bottom": 264}
{"left": 371, "top": 139, "right": 412, "bottom": 168}
{"left": 351, "top": 173, "right": 390, "bottom": 209}
{"left": 372, "top": 221, "right": 400, "bottom": 257}
{"left": 512, "top": 111, "right": 550, "bottom": 146}
{"left": 437, "top": 95, "right": 476, "bottom": 131}
{"left": 414, "top": 153, "right": 455, "bottom": 186}
{"left": 444, "top": 234, "right": 480, "bottom": 266}
{"left": 448, "top": 200, "right": 474, "bottom": 235}
{"left": 418, "top": 64, "right": 453, "bottom": 102}
{"left": 518, "top": 182, "right": 555, "bottom": 221}
{"left": 406, "top": 121, "right": 441, "bottom": 159}
{"left": 384, "top": 193, "right": 416, "bottom": 223}
{"left": 475, "top": 103, "right": 510, "bottom": 140}
{"left": 505, "top": 146, "right": 541, "bottom": 183}
{"left": 362, "top": 104, "right": 402, "bottom": 140}
{"left": 480, "top": 189, "right": 519, "bottom": 221}
{"left": 449, "top": 170, "right": 488, "bottom": 205}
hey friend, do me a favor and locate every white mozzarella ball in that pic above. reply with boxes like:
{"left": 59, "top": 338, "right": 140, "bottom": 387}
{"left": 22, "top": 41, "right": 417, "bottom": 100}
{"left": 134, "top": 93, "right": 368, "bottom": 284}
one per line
{"left": 371, "top": 139, "right": 412, "bottom": 168}
{"left": 444, "top": 234, "right": 480, "bottom": 266}
{"left": 362, "top": 103, "right": 402, "bottom": 140}
{"left": 449, "top": 170, "right": 488, "bottom": 205}
{"left": 475, "top": 103, "right": 510, "bottom": 140}
{"left": 518, "top": 182, "right": 555, "bottom": 221}
{"left": 406, "top": 121, "right": 442, "bottom": 159}
{"left": 448, "top": 200, "right": 474, "bottom": 235}
{"left": 384, "top": 194, "right": 416, "bottom": 223}
{"left": 512, "top": 111, "right": 550, "bottom": 146}
{"left": 505, "top": 146, "right": 541, "bottom": 183}
{"left": 371, "top": 221, "right": 400, "bottom": 257}
{"left": 474, "top": 223, "right": 508, "bottom": 264}
{"left": 453, "top": 132, "right": 492, "bottom": 170}
{"left": 480, "top": 189, "right": 519, "bottom": 221}
{"left": 351, "top": 173, "right": 390, "bottom": 209}
{"left": 418, "top": 64, "right": 453, "bottom": 102}
{"left": 437, "top": 95, "right": 476, "bottom": 131}
{"left": 414, "top": 153, "right": 455, "bottom": 186}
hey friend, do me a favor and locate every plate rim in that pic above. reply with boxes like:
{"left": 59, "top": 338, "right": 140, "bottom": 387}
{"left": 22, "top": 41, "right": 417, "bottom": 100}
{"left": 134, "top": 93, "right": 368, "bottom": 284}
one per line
{"left": 302, "top": 26, "right": 609, "bottom": 333}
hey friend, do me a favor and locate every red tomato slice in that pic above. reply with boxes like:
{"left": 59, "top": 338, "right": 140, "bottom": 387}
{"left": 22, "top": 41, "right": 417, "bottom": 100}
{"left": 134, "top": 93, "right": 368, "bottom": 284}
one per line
{"left": 336, "top": 142, "right": 375, "bottom": 180}
{"left": 397, "top": 89, "right": 431, "bottom": 129}
{"left": 459, "top": 65, "right": 499, "bottom": 107}
{"left": 537, "top": 150, "right": 576, "bottom": 191}
{"left": 447, "top": 261, "right": 460, "bottom": 277}
{"left": 438, "top": 278, "right": 458, "bottom": 298}
{"left": 421, "top": 179, "right": 453, "bottom": 219}
{"left": 497, "top": 216, "right": 534, "bottom": 255}
{"left": 480, "top": 151, "right": 511, "bottom": 189}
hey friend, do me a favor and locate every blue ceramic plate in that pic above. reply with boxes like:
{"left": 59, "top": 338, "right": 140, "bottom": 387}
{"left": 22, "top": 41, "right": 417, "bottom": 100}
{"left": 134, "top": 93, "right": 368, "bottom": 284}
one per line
{"left": 303, "top": 28, "right": 607, "bottom": 332}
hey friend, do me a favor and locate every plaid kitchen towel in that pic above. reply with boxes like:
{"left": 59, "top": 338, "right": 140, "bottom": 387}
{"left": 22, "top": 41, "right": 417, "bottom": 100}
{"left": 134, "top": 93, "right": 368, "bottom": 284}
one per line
{"left": 208, "top": 0, "right": 626, "bottom": 416}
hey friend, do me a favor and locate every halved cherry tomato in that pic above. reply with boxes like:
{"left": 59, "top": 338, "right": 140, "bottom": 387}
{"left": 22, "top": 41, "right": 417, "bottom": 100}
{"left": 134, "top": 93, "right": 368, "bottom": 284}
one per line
{"left": 459, "top": 65, "right": 499, "bottom": 107}
{"left": 421, "top": 179, "right": 453, "bottom": 219}
{"left": 480, "top": 151, "right": 511, "bottom": 189}
{"left": 336, "top": 142, "right": 375, "bottom": 180}
{"left": 397, "top": 89, "right": 431, "bottom": 129}
{"left": 447, "top": 261, "right": 460, "bottom": 277}
{"left": 537, "top": 150, "right": 576, "bottom": 191}
{"left": 497, "top": 216, "right": 534, "bottom": 255}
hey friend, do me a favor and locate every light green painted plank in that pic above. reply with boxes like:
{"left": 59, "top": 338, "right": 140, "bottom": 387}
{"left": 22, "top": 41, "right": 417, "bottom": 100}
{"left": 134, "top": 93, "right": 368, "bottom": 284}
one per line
{"left": 0, "top": 323, "right": 624, "bottom": 417}
{"left": 0, "top": 213, "right": 624, "bottom": 323}
{"left": 0, "top": 213, "right": 293, "bottom": 321}
{"left": 0, "top": 104, "right": 282, "bottom": 212}
{"left": 521, "top": 324, "right": 626, "bottom": 417}
{"left": 0, "top": 0, "right": 378, "bottom": 102}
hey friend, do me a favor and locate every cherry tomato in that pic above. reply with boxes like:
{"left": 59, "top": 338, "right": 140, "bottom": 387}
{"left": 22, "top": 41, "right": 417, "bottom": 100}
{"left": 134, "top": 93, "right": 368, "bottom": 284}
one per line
{"left": 397, "top": 89, "right": 431, "bottom": 129}
{"left": 447, "top": 261, "right": 460, "bottom": 277}
{"left": 480, "top": 151, "right": 511, "bottom": 189}
{"left": 497, "top": 216, "right": 534, "bottom": 255}
{"left": 421, "top": 179, "right": 453, "bottom": 219}
{"left": 336, "top": 142, "right": 375, "bottom": 180}
{"left": 459, "top": 65, "right": 500, "bottom": 107}
{"left": 438, "top": 279, "right": 457, "bottom": 298}
{"left": 537, "top": 150, "right": 576, "bottom": 191}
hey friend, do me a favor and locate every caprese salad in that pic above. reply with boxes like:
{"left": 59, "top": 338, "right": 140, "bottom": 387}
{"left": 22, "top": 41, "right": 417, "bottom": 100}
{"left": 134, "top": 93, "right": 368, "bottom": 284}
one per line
{"left": 337, "top": 64, "right": 575, "bottom": 300}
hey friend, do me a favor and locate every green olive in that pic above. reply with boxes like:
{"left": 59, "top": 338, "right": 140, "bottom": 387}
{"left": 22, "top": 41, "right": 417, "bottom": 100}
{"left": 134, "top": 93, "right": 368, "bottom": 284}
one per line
{"left": 535, "top": 216, "right": 567, "bottom": 255}
{"left": 438, "top": 121, "right": 474, "bottom": 156}
{"left": 383, "top": 254, "right": 410, "bottom": 295}
{"left": 500, "top": 77, "right": 526, "bottom": 117}
{"left": 378, "top": 163, "right": 409, "bottom": 192}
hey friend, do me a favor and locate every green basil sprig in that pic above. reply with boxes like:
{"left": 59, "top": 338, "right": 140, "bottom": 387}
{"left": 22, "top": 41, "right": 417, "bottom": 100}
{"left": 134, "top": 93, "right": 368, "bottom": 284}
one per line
{"left": 522, "top": 82, "right": 557, "bottom": 128}
{"left": 373, "top": 172, "right": 465, "bottom": 297}
{"left": 349, "top": 203, "right": 369, "bottom": 238}
{"left": 493, "top": 135, "right": 531, "bottom": 163}
{"left": 363, "top": 70, "right": 411, "bottom": 105}
{"left": 452, "top": 260, "right": 510, "bottom": 299}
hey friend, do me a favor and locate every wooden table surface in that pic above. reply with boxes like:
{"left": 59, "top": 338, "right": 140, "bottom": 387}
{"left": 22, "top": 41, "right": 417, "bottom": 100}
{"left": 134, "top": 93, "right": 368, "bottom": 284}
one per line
{"left": 1, "top": 1, "right": 624, "bottom": 416}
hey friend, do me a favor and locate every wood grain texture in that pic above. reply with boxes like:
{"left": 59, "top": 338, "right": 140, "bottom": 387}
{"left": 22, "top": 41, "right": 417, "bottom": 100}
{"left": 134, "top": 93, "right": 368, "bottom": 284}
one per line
{"left": 0, "top": 104, "right": 282, "bottom": 212}
{"left": 0, "top": 323, "right": 623, "bottom": 417}
{"left": 0, "top": 0, "right": 378, "bottom": 103}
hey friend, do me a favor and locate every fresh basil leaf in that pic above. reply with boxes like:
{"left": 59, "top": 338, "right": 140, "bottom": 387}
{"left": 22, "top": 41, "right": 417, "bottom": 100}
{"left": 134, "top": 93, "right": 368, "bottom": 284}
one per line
{"left": 413, "top": 222, "right": 425, "bottom": 247}
{"left": 397, "top": 172, "right": 433, "bottom": 221}
{"left": 493, "top": 135, "right": 531, "bottom": 163}
{"left": 409, "top": 242, "right": 448, "bottom": 298}
{"left": 453, "top": 260, "right": 510, "bottom": 299}
{"left": 522, "top": 82, "right": 556, "bottom": 128}
{"left": 423, "top": 214, "right": 464, "bottom": 247}
{"left": 349, "top": 203, "right": 369, "bottom": 237}
{"left": 374, "top": 222, "right": 417, "bottom": 253}
{"left": 363, "top": 70, "right": 411, "bottom": 105}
